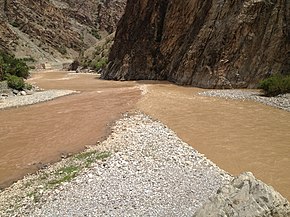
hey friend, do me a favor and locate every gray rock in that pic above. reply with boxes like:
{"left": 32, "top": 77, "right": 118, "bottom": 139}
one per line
{"left": 0, "top": 81, "right": 8, "bottom": 92}
{"left": 13, "top": 89, "right": 19, "bottom": 95}
{"left": 25, "top": 90, "right": 33, "bottom": 95}
{"left": 20, "top": 91, "right": 27, "bottom": 96}
{"left": 194, "top": 172, "right": 290, "bottom": 217}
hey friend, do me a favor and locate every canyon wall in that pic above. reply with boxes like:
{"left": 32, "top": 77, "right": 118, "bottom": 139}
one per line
{"left": 0, "top": 0, "right": 126, "bottom": 61}
{"left": 103, "top": 0, "right": 290, "bottom": 88}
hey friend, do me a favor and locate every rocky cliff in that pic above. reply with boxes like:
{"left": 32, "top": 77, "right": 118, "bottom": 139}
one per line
{"left": 103, "top": 0, "right": 290, "bottom": 88}
{"left": 0, "top": 0, "right": 125, "bottom": 62}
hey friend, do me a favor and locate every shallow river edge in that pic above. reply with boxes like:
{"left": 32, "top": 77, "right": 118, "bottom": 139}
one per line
{"left": 0, "top": 113, "right": 289, "bottom": 216}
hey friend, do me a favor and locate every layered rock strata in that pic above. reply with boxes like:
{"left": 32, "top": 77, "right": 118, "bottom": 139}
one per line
{"left": 0, "top": 0, "right": 126, "bottom": 60}
{"left": 103, "top": 0, "right": 290, "bottom": 88}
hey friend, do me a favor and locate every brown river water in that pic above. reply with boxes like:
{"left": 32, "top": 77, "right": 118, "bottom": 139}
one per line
{"left": 0, "top": 71, "right": 140, "bottom": 188}
{"left": 0, "top": 71, "right": 289, "bottom": 200}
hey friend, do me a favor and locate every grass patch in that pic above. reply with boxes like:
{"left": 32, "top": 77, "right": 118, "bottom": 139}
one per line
{"left": 76, "top": 151, "right": 111, "bottom": 167}
{"left": 75, "top": 150, "right": 97, "bottom": 160}
{"left": 48, "top": 165, "right": 80, "bottom": 186}
{"left": 47, "top": 151, "right": 110, "bottom": 186}
{"left": 95, "top": 152, "right": 111, "bottom": 160}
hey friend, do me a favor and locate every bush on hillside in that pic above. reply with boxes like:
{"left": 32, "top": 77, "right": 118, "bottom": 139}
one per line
{"left": 0, "top": 51, "right": 30, "bottom": 80}
{"left": 259, "top": 74, "right": 290, "bottom": 96}
{"left": 6, "top": 75, "right": 25, "bottom": 90}
{"left": 90, "top": 29, "right": 101, "bottom": 40}
{"left": 58, "top": 46, "right": 67, "bottom": 55}
{"left": 93, "top": 58, "right": 108, "bottom": 71}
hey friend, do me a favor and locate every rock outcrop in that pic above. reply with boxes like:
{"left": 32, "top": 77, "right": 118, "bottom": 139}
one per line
{"left": 103, "top": 0, "right": 290, "bottom": 88}
{"left": 194, "top": 172, "right": 290, "bottom": 217}
{"left": 0, "top": 0, "right": 126, "bottom": 62}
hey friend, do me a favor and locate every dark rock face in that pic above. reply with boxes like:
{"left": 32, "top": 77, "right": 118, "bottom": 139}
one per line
{"left": 194, "top": 172, "right": 290, "bottom": 217}
{"left": 103, "top": 0, "right": 290, "bottom": 88}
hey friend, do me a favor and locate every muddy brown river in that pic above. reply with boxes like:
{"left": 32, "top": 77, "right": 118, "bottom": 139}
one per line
{"left": 0, "top": 71, "right": 289, "bottom": 200}
{"left": 0, "top": 71, "right": 140, "bottom": 188}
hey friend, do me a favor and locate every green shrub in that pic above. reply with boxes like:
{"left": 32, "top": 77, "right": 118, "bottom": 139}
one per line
{"left": 259, "top": 74, "right": 290, "bottom": 96}
{"left": 21, "top": 57, "right": 35, "bottom": 62}
{"left": 6, "top": 75, "right": 25, "bottom": 90}
{"left": 0, "top": 51, "right": 30, "bottom": 79}
{"left": 93, "top": 58, "right": 108, "bottom": 71}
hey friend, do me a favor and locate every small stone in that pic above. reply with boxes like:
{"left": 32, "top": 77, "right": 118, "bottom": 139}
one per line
{"left": 13, "top": 89, "right": 19, "bottom": 95}
{"left": 20, "top": 91, "right": 27, "bottom": 96}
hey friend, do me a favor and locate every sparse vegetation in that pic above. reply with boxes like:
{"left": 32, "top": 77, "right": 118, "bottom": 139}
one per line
{"left": 78, "top": 34, "right": 114, "bottom": 72}
{"left": 46, "top": 151, "right": 111, "bottom": 187}
{"left": 90, "top": 28, "right": 101, "bottom": 39}
{"left": 11, "top": 21, "right": 21, "bottom": 28}
{"left": 75, "top": 151, "right": 111, "bottom": 167}
{"left": 25, "top": 83, "right": 33, "bottom": 90}
{"left": 58, "top": 45, "right": 68, "bottom": 55}
{"left": 93, "top": 58, "right": 108, "bottom": 71}
{"left": 21, "top": 56, "right": 36, "bottom": 63}
{"left": 259, "top": 74, "right": 290, "bottom": 96}
{"left": 46, "top": 151, "right": 111, "bottom": 188}
{"left": 48, "top": 165, "right": 80, "bottom": 186}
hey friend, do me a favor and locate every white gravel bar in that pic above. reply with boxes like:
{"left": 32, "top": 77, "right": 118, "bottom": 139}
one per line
{"left": 0, "top": 90, "right": 77, "bottom": 109}
{"left": 199, "top": 89, "right": 290, "bottom": 112}
{"left": 25, "top": 114, "right": 231, "bottom": 217}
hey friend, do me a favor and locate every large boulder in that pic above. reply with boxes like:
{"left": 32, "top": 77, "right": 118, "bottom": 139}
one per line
{"left": 103, "top": 0, "right": 290, "bottom": 88}
{"left": 194, "top": 172, "right": 290, "bottom": 217}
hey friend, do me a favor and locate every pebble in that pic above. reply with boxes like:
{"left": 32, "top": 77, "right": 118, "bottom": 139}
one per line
{"left": 26, "top": 114, "right": 232, "bottom": 217}
{"left": 199, "top": 89, "right": 290, "bottom": 112}
{"left": 0, "top": 90, "right": 77, "bottom": 109}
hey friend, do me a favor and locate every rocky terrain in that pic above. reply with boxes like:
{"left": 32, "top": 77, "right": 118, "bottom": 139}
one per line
{"left": 0, "top": 0, "right": 126, "bottom": 63}
{"left": 0, "top": 78, "right": 77, "bottom": 109}
{"left": 0, "top": 89, "right": 77, "bottom": 109}
{"left": 103, "top": 0, "right": 290, "bottom": 88}
{"left": 0, "top": 113, "right": 231, "bottom": 216}
{"left": 200, "top": 89, "right": 290, "bottom": 112}
{"left": 0, "top": 114, "right": 289, "bottom": 216}
{"left": 194, "top": 172, "right": 290, "bottom": 217}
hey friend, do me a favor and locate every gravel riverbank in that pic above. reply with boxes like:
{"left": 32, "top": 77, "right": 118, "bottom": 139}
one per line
{"left": 199, "top": 89, "right": 290, "bottom": 112}
{"left": 0, "top": 90, "right": 77, "bottom": 110}
{"left": 0, "top": 113, "right": 231, "bottom": 217}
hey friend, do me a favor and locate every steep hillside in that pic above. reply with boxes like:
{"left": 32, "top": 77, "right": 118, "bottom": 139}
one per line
{"left": 103, "top": 0, "right": 290, "bottom": 88}
{"left": 0, "top": 0, "right": 125, "bottom": 63}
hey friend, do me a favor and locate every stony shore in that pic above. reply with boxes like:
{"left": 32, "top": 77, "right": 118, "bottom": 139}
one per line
{"left": 1, "top": 88, "right": 290, "bottom": 216}
{"left": 0, "top": 113, "right": 232, "bottom": 216}
{"left": 199, "top": 89, "right": 290, "bottom": 112}
{"left": 0, "top": 90, "right": 77, "bottom": 110}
